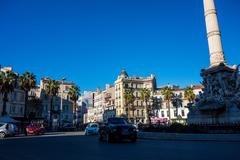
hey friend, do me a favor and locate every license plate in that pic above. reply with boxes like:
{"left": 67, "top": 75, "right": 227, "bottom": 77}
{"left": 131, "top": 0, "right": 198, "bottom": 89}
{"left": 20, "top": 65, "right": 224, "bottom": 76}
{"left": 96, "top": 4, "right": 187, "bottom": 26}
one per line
{"left": 122, "top": 129, "right": 129, "bottom": 135}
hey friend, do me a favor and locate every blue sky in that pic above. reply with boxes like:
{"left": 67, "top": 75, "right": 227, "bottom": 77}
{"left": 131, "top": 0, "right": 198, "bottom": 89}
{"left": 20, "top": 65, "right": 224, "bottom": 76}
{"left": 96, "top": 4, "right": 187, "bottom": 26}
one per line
{"left": 0, "top": 0, "right": 240, "bottom": 91}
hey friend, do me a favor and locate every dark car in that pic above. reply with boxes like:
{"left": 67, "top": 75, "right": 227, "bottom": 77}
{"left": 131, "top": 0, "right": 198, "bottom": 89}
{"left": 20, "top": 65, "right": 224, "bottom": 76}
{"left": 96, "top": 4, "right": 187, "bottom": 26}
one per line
{"left": 99, "top": 118, "right": 137, "bottom": 143}
{"left": 61, "top": 123, "right": 75, "bottom": 131}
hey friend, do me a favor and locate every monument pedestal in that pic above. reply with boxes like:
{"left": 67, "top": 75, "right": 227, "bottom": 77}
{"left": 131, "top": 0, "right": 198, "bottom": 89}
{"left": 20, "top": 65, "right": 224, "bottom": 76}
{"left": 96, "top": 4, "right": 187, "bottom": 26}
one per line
{"left": 188, "top": 64, "right": 240, "bottom": 125}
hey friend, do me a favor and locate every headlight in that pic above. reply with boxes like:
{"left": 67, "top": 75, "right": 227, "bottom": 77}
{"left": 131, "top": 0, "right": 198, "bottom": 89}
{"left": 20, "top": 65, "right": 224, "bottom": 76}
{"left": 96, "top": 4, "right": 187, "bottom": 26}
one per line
{"left": 133, "top": 128, "right": 137, "bottom": 132}
{"left": 111, "top": 128, "right": 117, "bottom": 132}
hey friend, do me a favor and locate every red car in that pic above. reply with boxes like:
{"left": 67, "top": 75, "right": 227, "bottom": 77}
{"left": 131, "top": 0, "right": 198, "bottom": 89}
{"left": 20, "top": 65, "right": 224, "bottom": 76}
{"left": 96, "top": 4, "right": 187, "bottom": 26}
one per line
{"left": 26, "top": 124, "right": 45, "bottom": 135}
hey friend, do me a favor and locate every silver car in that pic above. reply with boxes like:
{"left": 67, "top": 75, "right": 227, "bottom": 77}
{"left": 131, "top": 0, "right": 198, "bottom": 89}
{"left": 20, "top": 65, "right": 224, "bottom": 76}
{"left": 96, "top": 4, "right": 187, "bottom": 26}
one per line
{"left": 0, "top": 123, "right": 17, "bottom": 138}
{"left": 85, "top": 123, "right": 99, "bottom": 135}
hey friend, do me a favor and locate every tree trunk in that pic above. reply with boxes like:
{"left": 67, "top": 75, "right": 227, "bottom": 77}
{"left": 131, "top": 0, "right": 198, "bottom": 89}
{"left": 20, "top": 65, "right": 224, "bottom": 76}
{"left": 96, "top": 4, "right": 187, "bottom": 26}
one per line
{"left": 1, "top": 92, "right": 8, "bottom": 116}
{"left": 176, "top": 106, "right": 179, "bottom": 122}
{"left": 145, "top": 101, "right": 151, "bottom": 125}
{"left": 74, "top": 102, "right": 77, "bottom": 127}
{"left": 24, "top": 90, "right": 28, "bottom": 119}
{"left": 127, "top": 104, "right": 131, "bottom": 122}
{"left": 49, "top": 96, "right": 54, "bottom": 129}
{"left": 167, "top": 100, "right": 171, "bottom": 124}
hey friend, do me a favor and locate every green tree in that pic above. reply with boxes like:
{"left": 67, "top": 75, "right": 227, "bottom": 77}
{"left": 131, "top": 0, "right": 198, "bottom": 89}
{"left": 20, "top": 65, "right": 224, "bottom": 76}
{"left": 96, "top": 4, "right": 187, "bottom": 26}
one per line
{"left": 45, "top": 79, "right": 59, "bottom": 128}
{"left": 19, "top": 72, "right": 36, "bottom": 119}
{"left": 151, "top": 96, "right": 163, "bottom": 117}
{"left": 140, "top": 88, "right": 151, "bottom": 124}
{"left": 184, "top": 87, "right": 196, "bottom": 104}
{"left": 0, "top": 70, "right": 17, "bottom": 116}
{"left": 171, "top": 94, "right": 183, "bottom": 122}
{"left": 161, "top": 87, "right": 174, "bottom": 123}
{"left": 68, "top": 85, "right": 80, "bottom": 125}
{"left": 123, "top": 89, "right": 135, "bottom": 121}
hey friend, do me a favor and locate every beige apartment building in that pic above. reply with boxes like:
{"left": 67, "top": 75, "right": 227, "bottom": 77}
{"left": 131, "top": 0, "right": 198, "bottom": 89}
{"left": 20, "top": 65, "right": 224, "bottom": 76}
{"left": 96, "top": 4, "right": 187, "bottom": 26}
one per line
{"left": 114, "top": 70, "right": 157, "bottom": 123}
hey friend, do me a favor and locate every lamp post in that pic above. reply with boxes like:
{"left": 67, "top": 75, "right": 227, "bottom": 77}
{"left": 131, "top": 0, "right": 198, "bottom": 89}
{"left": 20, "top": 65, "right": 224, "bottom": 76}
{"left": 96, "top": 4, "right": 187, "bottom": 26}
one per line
{"left": 60, "top": 77, "right": 66, "bottom": 128}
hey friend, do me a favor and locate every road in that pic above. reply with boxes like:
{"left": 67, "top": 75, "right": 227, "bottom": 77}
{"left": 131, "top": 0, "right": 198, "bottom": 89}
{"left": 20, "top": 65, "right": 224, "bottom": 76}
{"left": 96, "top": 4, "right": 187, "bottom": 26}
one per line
{"left": 0, "top": 132, "right": 239, "bottom": 160}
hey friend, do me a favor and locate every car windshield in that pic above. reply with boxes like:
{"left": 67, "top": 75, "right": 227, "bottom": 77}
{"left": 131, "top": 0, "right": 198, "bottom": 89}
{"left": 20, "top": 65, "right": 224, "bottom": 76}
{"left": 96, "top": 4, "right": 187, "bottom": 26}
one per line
{"left": 0, "top": 123, "right": 5, "bottom": 127}
{"left": 108, "top": 118, "right": 128, "bottom": 124}
{"left": 91, "top": 124, "right": 98, "bottom": 128}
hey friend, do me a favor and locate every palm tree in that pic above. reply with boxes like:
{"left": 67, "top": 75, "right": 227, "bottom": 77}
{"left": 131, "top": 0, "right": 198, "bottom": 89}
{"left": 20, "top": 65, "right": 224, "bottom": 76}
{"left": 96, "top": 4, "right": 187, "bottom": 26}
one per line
{"left": 45, "top": 79, "right": 59, "bottom": 128}
{"left": 19, "top": 72, "right": 36, "bottom": 119}
{"left": 68, "top": 85, "right": 80, "bottom": 126}
{"left": 171, "top": 94, "right": 183, "bottom": 122}
{"left": 151, "top": 96, "right": 163, "bottom": 117}
{"left": 161, "top": 87, "right": 173, "bottom": 123}
{"left": 184, "top": 87, "right": 196, "bottom": 104}
{"left": 0, "top": 70, "right": 17, "bottom": 116}
{"left": 140, "top": 88, "right": 151, "bottom": 124}
{"left": 123, "top": 89, "right": 135, "bottom": 121}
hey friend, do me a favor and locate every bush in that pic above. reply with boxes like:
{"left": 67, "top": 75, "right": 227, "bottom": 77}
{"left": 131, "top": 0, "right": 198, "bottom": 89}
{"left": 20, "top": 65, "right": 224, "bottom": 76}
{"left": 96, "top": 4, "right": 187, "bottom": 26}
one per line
{"left": 169, "top": 123, "right": 185, "bottom": 133}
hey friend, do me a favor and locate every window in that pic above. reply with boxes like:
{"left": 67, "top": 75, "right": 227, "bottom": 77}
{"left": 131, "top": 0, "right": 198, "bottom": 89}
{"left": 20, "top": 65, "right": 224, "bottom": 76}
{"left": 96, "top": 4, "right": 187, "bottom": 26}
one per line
{"left": 54, "top": 105, "right": 59, "bottom": 111}
{"left": 141, "top": 110, "right": 144, "bottom": 116}
{"left": 167, "top": 111, "right": 170, "bottom": 117}
{"left": 161, "top": 111, "right": 165, "bottom": 117}
{"left": 65, "top": 115, "right": 68, "bottom": 120}
{"left": 182, "top": 110, "right": 185, "bottom": 117}
{"left": 136, "top": 92, "right": 138, "bottom": 98}
{"left": 132, "top": 83, "right": 136, "bottom": 88}
{"left": 65, "top": 86, "right": 69, "bottom": 91}
{"left": 137, "top": 110, "right": 139, "bottom": 116}
{"left": 45, "top": 105, "right": 48, "bottom": 112}
{"left": 174, "top": 110, "right": 177, "bottom": 117}
{"left": 0, "top": 123, "right": 5, "bottom": 127}
{"left": 14, "top": 92, "right": 17, "bottom": 101}
{"left": 136, "top": 101, "right": 139, "bottom": 106}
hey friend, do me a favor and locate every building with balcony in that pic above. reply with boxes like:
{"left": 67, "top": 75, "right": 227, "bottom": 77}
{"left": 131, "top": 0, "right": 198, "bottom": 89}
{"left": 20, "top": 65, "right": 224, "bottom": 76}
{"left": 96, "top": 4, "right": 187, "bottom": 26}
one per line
{"left": 114, "top": 69, "right": 157, "bottom": 123}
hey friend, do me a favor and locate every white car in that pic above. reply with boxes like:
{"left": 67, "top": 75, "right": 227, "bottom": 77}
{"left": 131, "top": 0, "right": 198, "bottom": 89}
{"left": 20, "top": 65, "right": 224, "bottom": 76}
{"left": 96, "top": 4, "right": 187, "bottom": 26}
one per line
{"left": 85, "top": 123, "right": 99, "bottom": 135}
{"left": 0, "top": 123, "right": 17, "bottom": 138}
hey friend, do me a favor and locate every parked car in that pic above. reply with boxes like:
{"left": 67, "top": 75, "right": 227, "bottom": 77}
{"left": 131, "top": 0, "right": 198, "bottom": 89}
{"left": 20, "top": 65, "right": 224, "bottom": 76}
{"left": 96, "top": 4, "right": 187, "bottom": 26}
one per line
{"left": 26, "top": 123, "right": 45, "bottom": 136}
{"left": 0, "top": 123, "right": 17, "bottom": 138}
{"left": 99, "top": 118, "right": 137, "bottom": 143}
{"left": 85, "top": 123, "right": 99, "bottom": 135}
{"left": 61, "top": 123, "right": 75, "bottom": 131}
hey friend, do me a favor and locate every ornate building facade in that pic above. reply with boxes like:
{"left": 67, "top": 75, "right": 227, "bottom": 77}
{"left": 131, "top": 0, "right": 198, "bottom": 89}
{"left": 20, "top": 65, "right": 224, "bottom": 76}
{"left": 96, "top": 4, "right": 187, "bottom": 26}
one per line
{"left": 114, "top": 70, "right": 157, "bottom": 123}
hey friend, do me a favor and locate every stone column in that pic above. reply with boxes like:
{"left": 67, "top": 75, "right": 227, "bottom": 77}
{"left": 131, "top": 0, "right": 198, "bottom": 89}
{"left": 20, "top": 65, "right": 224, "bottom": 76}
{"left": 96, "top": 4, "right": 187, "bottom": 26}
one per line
{"left": 204, "top": 0, "right": 226, "bottom": 67}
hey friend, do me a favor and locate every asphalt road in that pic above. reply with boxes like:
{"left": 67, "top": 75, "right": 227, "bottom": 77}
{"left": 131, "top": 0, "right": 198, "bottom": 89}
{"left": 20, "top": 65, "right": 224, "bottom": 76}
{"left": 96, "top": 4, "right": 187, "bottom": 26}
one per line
{"left": 0, "top": 132, "right": 240, "bottom": 160}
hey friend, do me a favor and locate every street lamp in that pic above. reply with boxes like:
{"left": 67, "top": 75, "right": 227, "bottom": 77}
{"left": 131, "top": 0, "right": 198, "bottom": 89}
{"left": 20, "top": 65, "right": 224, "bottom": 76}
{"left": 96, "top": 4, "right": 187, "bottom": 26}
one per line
{"left": 60, "top": 77, "right": 66, "bottom": 128}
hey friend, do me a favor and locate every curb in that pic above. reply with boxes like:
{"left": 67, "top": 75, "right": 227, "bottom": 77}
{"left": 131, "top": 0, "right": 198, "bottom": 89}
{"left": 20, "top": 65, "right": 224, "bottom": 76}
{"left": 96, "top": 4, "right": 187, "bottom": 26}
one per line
{"left": 137, "top": 132, "right": 240, "bottom": 142}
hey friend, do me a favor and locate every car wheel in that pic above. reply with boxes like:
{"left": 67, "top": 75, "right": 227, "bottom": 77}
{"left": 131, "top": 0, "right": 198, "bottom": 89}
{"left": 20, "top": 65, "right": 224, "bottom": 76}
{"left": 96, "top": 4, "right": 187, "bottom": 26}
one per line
{"left": 0, "top": 132, "right": 6, "bottom": 139}
{"left": 99, "top": 134, "right": 103, "bottom": 141}
{"left": 106, "top": 134, "right": 113, "bottom": 143}
{"left": 131, "top": 137, "right": 137, "bottom": 143}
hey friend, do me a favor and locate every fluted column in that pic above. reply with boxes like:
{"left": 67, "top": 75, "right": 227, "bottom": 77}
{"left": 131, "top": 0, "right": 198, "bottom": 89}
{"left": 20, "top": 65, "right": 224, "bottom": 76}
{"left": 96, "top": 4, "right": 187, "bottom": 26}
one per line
{"left": 204, "top": 0, "right": 226, "bottom": 67}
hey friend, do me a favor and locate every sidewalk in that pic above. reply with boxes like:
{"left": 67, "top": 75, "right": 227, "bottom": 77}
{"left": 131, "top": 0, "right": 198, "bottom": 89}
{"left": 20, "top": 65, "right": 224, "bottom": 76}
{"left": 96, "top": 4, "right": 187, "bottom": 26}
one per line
{"left": 15, "top": 131, "right": 84, "bottom": 138}
{"left": 137, "top": 132, "right": 240, "bottom": 142}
